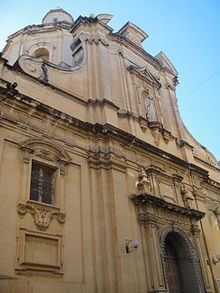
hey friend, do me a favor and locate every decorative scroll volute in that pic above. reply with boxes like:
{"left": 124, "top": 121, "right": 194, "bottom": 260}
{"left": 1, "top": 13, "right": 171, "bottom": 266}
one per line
{"left": 17, "top": 54, "right": 48, "bottom": 81}
{"left": 17, "top": 202, "right": 66, "bottom": 230}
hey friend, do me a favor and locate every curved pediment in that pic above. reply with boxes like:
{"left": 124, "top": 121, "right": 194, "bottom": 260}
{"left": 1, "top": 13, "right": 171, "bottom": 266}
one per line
{"left": 19, "top": 138, "right": 71, "bottom": 164}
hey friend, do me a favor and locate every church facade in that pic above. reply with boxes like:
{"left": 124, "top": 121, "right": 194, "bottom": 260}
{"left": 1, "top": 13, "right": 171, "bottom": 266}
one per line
{"left": 0, "top": 9, "right": 220, "bottom": 293}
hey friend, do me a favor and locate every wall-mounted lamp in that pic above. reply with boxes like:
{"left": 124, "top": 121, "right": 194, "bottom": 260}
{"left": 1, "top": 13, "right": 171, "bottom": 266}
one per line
{"left": 125, "top": 239, "right": 139, "bottom": 253}
{"left": 212, "top": 254, "right": 220, "bottom": 265}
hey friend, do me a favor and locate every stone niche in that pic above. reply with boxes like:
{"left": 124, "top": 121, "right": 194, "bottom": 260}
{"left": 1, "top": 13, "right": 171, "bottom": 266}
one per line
{"left": 16, "top": 228, "right": 63, "bottom": 274}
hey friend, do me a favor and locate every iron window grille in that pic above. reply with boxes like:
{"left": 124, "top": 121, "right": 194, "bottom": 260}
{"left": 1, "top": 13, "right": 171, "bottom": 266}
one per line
{"left": 30, "top": 161, "right": 55, "bottom": 205}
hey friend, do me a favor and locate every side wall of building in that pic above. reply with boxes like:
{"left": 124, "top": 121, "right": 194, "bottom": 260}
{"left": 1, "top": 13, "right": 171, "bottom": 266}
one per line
{"left": 0, "top": 78, "right": 219, "bottom": 292}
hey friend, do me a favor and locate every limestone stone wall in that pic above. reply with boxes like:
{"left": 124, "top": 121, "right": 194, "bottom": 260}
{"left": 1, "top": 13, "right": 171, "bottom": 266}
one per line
{"left": 0, "top": 9, "right": 220, "bottom": 293}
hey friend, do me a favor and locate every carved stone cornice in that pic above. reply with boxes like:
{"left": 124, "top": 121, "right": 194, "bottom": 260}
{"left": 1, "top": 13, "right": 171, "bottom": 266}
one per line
{"left": 203, "top": 176, "right": 220, "bottom": 192}
{"left": 177, "top": 139, "right": 194, "bottom": 150}
{"left": 17, "top": 202, "right": 66, "bottom": 230}
{"left": 82, "top": 32, "right": 109, "bottom": 46}
{"left": 87, "top": 151, "right": 127, "bottom": 172}
{"left": 173, "top": 173, "right": 183, "bottom": 183}
{"left": 166, "top": 82, "right": 175, "bottom": 91}
{"left": 0, "top": 82, "right": 210, "bottom": 180}
{"left": 145, "top": 164, "right": 182, "bottom": 183}
{"left": 131, "top": 193, "right": 205, "bottom": 221}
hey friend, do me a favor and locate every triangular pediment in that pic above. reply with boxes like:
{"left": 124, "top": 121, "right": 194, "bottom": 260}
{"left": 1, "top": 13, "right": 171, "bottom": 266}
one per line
{"left": 155, "top": 51, "right": 178, "bottom": 75}
{"left": 128, "top": 65, "right": 161, "bottom": 89}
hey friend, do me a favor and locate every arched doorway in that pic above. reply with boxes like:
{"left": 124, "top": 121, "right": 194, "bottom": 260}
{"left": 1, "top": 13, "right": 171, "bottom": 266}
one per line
{"left": 164, "top": 234, "right": 184, "bottom": 292}
{"left": 160, "top": 224, "right": 205, "bottom": 293}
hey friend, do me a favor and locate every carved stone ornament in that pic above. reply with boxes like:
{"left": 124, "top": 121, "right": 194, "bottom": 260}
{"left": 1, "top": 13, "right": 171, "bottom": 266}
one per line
{"left": 17, "top": 54, "right": 48, "bottom": 81}
{"left": 206, "top": 153, "right": 217, "bottom": 167}
{"left": 82, "top": 33, "right": 109, "bottom": 46}
{"left": 148, "top": 122, "right": 162, "bottom": 146}
{"left": 144, "top": 95, "right": 157, "bottom": 122}
{"left": 151, "top": 127, "right": 161, "bottom": 146}
{"left": 128, "top": 65, "right": 161, "bottom": 89}
{"left": 19, "top": 138, "right": 71, "bottom": 174}
{"left": 17, "top": 202, "right": 66, "bottom": 230}
{"left": 160, "top": 223, "right": 197, "bottom": 259}
{"left": 34, "top": 149, "right": 57, "bottom": 161}
{"left": 138, "top": 117, "right": 148, "bottom": 133}
{"left": 181, "top": 185, "right": 194, "bottom": 209}
{"left": 131, "top": 193, "right": 205, "bottom": 223}
{"left": 136, "top": 167, "right": 152, "bottom": 194}
{"left": 159, "top": 223, "right": 205, "bottom": 292}
{"left": 162, "top": 129, "right": 172, "bottom": 144}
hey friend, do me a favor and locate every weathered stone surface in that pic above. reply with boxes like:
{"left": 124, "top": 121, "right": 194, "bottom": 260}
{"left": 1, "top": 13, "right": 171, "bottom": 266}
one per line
{"left": 0, "top": 8, "right": 219, "bottom": 293}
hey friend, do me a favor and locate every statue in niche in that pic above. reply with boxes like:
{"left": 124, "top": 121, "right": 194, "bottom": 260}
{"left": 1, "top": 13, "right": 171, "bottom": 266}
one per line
{"left": 144, "top": 96, "right": 157, "bottom": 122}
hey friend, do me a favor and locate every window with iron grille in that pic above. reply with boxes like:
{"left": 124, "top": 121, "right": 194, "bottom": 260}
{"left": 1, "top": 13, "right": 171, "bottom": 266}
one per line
{"left": 30, "top": 161, "right": 55, "bottom": 205}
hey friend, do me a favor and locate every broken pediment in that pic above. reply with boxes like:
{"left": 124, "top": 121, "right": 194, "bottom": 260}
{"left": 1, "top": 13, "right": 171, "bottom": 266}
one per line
{"left": 128, "top": 65, "right": 161, "bottom": 89}
{"left": 97, "top": 14, "right": 113, "bottom": 25}
{"left": 118, "top": 21, "right": 148, "bottom": 47}
{"left": 155, "top": 51, "right": 178, "bottom": 76}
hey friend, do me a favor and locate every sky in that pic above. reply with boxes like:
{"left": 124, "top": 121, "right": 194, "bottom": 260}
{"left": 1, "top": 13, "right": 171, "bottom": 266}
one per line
{"left": 0, "top": 0, "right": 219, "bottom": 161}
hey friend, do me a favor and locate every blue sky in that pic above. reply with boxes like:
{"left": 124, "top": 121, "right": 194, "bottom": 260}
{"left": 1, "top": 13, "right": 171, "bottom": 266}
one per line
{"left": 0, "top": 0, "right": 219, "bottom": 161}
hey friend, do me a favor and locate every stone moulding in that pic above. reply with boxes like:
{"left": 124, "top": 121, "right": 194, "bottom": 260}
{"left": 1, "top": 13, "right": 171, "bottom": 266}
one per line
{"left": 0, "top": 80, "right": 210, "bottom": 179}
{"left": 159, "top": 223, "right": 206, "bottom": 293}
{"left": 16, "top": 54, "right": 48, "bottom": 82}
{"left": 19, "top": 137, "right": 71, "bottom": 175}
{"left": 15, "top": 228, "right": 63, "bottom": 274}
{"left": 131, "top": 193, "right": 205, "bottom": 221}
{"left": 87, "top": 150, "right": 127, "bottom": 172}
{"left": 82, "top": 32, "right": 109, "bottom": 46}
{"left": 128, "top": 65, "right": 162, "bottom": 89}
{"left": 160, "top": 223, "right": 197, "bottom": 258}
{"left": 17, "top": 202, "right": 66, "bottom": 230}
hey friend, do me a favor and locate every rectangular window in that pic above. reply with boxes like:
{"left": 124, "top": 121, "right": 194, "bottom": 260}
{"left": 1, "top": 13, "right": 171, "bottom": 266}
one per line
{"left": 30, "top": 161, "right": 55, "bottom": 205}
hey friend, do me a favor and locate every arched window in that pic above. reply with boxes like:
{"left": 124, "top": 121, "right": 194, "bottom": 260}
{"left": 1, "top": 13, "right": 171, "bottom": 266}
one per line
{"left": 34, "top": 48, "right": 49, "bottom": 61}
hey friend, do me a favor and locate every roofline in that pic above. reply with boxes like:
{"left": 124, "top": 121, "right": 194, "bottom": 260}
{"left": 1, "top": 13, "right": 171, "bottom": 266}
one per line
{"left": 118, "top": 21, "right": 148, "bottom": 40}
{"left": 1, "top": 22, "right": 71, "bottom": 54}
{"left": 69, "top": 17, "right": 162, "bottom": 71}
{"left": 70, "top": 15, "right": 113, "bottom": 33}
